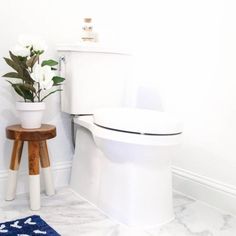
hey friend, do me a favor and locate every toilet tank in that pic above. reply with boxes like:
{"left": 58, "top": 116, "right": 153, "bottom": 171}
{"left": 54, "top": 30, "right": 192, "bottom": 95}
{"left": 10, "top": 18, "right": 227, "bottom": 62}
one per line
{"left": 57, "top": 44, "right": 131, "bottom": 115}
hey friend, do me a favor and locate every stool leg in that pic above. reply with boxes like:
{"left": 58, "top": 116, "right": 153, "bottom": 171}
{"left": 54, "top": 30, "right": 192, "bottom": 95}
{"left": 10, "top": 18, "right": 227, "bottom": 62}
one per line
{"left": 39, "top": 141, "right": 55, "bottom": 196}
{"left": 5, "top": 140, "right": 24, "bottom": 201}
{"left": 28, "top": 141, "right": 40, "bottom": 211}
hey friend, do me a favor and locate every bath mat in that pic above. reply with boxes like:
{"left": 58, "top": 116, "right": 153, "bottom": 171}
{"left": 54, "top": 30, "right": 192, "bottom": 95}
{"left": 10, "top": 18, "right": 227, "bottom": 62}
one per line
{"left": 0, "top": 215, "right": 60, "bottom": 235}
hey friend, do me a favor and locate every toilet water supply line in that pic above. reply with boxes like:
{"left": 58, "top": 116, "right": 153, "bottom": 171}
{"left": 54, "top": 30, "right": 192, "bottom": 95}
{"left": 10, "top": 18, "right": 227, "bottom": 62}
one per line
{"left": 71, "top": 115, "right": 78, "bottom": 149}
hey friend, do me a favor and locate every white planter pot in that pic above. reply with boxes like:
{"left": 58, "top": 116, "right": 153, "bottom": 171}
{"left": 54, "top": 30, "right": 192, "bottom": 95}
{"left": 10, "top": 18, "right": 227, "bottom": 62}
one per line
{"left": 16, "top": 102, "right": 45, "bottom": 129}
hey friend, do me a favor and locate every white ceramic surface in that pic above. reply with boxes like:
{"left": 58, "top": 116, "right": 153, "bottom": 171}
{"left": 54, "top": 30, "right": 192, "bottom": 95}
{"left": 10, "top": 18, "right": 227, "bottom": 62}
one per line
{"left": 57, "top": 44, "right": 131, "bottom": 114}
{"left": 16, "top": 102, "right": 45, "bottom": 129}
{"left": 57, "top": 43, "right": 130, "bottom": 55}
{"left": 71, "top": 116, "right": 181, "bottom": 228}
{"left": 59, "top": 46, "right": 182, "bottom": 228}
{"left": 94, "top": 107, "right": 182, "bottom": 134}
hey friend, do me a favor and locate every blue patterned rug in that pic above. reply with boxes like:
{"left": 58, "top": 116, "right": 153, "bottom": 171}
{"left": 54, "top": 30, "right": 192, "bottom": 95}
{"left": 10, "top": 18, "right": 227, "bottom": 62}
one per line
{"left": 0, "top": 215, "right": 60, "bottom": 235}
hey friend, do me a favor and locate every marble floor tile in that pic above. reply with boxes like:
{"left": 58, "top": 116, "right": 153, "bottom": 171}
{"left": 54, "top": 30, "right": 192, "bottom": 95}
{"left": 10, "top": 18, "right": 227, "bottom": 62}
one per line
{"left": 0, "top": 188, "right": 236, "bottom": 236}
{"left": 147, "top": 192, "right": 236, "bottom": 236}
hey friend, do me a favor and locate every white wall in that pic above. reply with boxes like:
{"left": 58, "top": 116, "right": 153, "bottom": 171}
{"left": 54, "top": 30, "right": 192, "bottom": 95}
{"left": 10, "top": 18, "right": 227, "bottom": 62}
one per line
{"left": 118, "top": 0, "right": 236, "bottom": 213}
{"left": 127, "top": 0, "right": 236, "bottom": 194}
{"left": 0, "top": 0, "right": 123, "bottom": 195}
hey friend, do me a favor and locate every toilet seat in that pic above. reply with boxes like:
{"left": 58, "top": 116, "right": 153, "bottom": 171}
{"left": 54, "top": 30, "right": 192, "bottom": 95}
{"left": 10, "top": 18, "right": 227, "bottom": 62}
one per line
{"left": 93, "top": 122, "right": 182, "bottom": 146}
{"left": 94, "top": 108, "right": 182, "bottom": 135}
{"left": 74, "top": 108, "right": 183, "bottom": 146}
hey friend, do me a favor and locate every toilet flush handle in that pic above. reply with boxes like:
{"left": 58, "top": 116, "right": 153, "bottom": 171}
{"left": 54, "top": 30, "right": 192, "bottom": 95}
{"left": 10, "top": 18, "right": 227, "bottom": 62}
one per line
{"left": 58, "top": 56, "right": 66, "bottom": 74}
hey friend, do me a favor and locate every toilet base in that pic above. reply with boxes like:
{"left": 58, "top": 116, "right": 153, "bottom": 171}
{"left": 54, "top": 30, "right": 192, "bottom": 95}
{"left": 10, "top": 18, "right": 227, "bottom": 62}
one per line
{"left": 70, "top": 125, "right": 177, "bottom": 228}
{"left": 70, "top": 188, "right": 175, "bottom": 230}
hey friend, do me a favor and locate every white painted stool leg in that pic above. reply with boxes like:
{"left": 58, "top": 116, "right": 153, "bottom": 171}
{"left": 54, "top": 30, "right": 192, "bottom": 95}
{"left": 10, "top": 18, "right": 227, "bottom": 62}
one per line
{"left": 28, "top": 141, "right": 40, "bottom": 211}
{"left": 29, "top": 175, "right": 40, "bottom": 210}
{"left": 5, "top": 140, "right": 23, "bottom": 201}
{"left": 5, "top": 170, "right": 18, "bottom": 201}
{"left": 42, "top": 167, "right": 55, "bottom": 196}
{"left": 39, "top": 141, "right": 55, "bottom": 196}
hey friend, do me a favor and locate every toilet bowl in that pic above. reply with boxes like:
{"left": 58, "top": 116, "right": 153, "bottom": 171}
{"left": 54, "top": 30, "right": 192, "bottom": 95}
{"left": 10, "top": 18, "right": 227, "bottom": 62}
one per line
{"left": 57, "top": 44, "right": 183, "bottom": 228}
{"left": 71, "top": 107, "right": 182, "bottom": 228}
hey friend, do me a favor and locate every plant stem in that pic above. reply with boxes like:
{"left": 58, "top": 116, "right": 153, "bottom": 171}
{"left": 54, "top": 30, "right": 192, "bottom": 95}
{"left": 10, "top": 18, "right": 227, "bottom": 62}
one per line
{"left": 38, "top": 82, "right": 40, "bottom": 102}
{"left": 41, "top": 89, "right": 62, "bottom": 102}
{"left": 37, "top": 57, "right": 40, "bottom": 102}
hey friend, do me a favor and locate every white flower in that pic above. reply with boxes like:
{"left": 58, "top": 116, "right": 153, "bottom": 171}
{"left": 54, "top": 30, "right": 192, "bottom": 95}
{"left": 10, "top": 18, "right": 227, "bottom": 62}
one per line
{"left": 31, "top": 64, "right": 54, "bottom": 90}
{"left": 18, "top": 34, "right": 47, "bottom": 52}
{"left": 32, "top": 39, "right": 47, "bottom": 52}
{"left": 18, "top": 35, "right": 33, "bottom": 48}
{"left": 11, "top": 45, "right": 30, "bottom": 57}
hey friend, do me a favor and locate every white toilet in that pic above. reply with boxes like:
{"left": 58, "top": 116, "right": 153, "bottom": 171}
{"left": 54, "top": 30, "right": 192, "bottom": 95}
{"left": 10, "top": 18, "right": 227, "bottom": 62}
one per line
{"left": 57, "top": 44, "right": 182, "bottom": 229}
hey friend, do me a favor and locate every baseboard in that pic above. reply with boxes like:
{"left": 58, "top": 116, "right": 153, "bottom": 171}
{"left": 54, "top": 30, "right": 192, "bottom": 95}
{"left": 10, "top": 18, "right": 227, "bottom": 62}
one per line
{"left": 0, "top": 161, "right": 72, "bottom": 199}
{"left": 172, "top": 166, "right": 236, "bottom": 216}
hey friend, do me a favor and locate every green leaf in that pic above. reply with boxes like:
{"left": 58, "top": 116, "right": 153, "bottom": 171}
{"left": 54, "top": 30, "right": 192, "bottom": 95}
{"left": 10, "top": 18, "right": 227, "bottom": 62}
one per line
{"left": 7, "top": 81, "right": 34, "bottom": 102}
{"left": 26, "top": 54, "right": 39, "bottom": 68}
{"left": 6, "top": 80, "right": 13, "bottom": 85}
{"left": 52, "top": 76, "right": 65, "bottom": 85}
{"left": 2, "top": 72, "right": 22, "bottom": 79}
{"left": 42, "top": 59, "right": 58, "bottom": 67}
{"left": 4, "top": 56, "right": 33, "bottom": 82}
{"left": 9, "top": 51, "right": 20, "bottom": 63}
{"left": 9, "top": 51, "right": 28, "bottom": 69}
{"left": 22, "top": 69, "right": 34, "bottom": 83}
{"left": 12, "top": 82, "right": 35, "bottom": 93}
{"left": 21, "top": 83, "right": 36, "bottom": 92}
{"left": 15, "top": 86, "right": 34, "bottom": 101}
{"left": 4, "top": 58, "right": 22, "bottom": 74}
{"left": 41, "top": 89, "right": 62, "bottom": 101}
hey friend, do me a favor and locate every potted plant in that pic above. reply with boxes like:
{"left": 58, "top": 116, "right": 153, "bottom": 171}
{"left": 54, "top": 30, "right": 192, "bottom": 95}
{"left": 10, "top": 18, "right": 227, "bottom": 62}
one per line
{"left": 2, "top": 36, "right": 65, "bottom": 129}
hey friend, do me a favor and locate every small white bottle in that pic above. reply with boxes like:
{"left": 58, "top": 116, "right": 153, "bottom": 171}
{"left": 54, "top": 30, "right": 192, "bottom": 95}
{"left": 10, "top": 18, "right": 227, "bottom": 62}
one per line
{"left": 81, "top": 18, "right": 98, "bottom": 42}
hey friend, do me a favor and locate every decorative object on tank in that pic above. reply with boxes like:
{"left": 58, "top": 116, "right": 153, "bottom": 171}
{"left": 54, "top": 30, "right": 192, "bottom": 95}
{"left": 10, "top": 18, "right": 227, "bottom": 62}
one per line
{"left": 2, "top": 35, "right": 65, "bottom": 129}
{"left": 81, "top": 18, "right": 98, "bottom": 42}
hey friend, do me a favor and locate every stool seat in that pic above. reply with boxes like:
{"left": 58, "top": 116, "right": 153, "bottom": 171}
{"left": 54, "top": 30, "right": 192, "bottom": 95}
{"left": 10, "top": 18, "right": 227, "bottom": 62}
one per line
{"left": 6, "top": 124, "right": 56, "bottom": 141}
{"left": 5, "top": 124, "right": 56, "bottom": 211}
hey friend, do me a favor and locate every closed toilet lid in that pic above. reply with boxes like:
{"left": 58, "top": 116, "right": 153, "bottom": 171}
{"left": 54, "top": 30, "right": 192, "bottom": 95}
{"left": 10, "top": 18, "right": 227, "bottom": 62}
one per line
{"left": 93, "top": 108, "right": 183, "bottom": 135}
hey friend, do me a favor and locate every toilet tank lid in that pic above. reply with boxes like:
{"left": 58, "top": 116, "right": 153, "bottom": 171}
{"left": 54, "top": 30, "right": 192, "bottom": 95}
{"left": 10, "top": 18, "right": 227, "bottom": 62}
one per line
{"left": 57, "top": 43, "right": 130, "bottom": 55}
{"left": 93, "top": 108, "right": 183, "bottom": 135}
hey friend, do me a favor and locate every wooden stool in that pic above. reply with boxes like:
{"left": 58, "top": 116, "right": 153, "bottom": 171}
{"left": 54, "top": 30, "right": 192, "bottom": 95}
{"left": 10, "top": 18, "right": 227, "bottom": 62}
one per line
{"left": 5, "top": 124, "right": 56, "bottom": 211}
